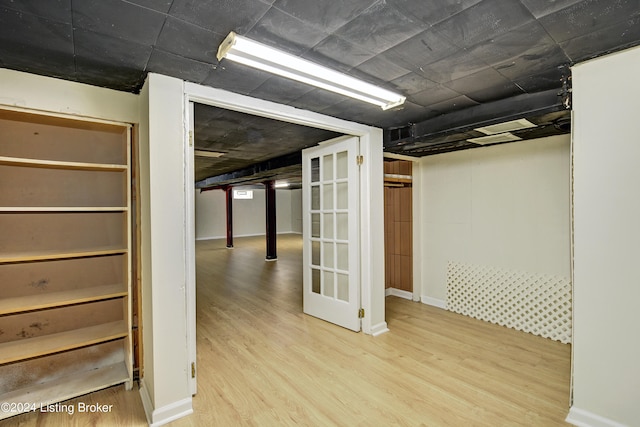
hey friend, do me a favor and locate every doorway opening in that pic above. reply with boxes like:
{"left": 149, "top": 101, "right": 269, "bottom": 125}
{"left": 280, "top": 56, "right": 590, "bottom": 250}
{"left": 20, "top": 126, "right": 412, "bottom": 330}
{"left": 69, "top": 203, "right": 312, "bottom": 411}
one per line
{"left": 184, "top": 83, "right": 386, "bottom": 394}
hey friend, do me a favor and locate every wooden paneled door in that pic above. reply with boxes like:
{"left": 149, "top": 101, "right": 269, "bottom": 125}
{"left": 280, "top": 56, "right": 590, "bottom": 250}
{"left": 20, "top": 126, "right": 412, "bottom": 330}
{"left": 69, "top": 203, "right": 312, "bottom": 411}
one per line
{"left": 384, "top": 160, "right": 413, "bottom": 293}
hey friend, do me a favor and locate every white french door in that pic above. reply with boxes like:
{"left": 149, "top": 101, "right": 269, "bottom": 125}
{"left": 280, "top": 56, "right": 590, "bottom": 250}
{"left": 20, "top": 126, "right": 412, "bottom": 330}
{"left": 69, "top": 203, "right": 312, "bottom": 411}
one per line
{"left": 302, "top": 136, "right": 361, "bottom": 331}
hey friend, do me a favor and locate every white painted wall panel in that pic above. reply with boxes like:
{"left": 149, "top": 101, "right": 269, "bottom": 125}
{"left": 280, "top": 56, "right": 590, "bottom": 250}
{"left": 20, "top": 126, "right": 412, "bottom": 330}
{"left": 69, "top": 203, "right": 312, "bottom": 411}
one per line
{"left": 291, "top": 188, "right": 303, "bottom": 234}
{"left": 419, "top": 135, "right": 571, "bottom": 305}
{"left": 195, "top": 188, "right": 298, "bottom": 240}
{"left": 569, "top": 45, "right": 640, "bottom": 427}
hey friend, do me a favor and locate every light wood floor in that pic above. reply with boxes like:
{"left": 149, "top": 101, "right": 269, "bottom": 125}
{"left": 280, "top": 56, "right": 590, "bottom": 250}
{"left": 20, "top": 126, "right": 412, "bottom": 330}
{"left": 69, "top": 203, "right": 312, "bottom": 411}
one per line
{"left": 1, "top": 234, "right": 571, "bottom": 426}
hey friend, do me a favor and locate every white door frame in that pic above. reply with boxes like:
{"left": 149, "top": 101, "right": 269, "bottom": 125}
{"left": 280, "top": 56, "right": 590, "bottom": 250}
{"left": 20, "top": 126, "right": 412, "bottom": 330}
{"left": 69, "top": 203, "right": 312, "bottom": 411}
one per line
{"left": 182, "top": 84, "right": 388, "bottom": 369}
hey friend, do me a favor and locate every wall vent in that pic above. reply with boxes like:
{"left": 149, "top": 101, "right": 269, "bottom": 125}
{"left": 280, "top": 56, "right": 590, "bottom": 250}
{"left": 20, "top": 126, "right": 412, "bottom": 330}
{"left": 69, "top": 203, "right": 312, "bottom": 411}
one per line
{"left": 447, "top": 261, "right": 572, "bottom": 344}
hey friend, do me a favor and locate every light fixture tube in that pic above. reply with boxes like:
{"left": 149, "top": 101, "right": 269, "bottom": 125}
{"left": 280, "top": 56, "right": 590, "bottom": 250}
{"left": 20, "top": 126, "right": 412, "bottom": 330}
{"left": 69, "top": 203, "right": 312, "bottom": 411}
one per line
{"left": 217, "top": 32, "right": 406, "bottom": 110}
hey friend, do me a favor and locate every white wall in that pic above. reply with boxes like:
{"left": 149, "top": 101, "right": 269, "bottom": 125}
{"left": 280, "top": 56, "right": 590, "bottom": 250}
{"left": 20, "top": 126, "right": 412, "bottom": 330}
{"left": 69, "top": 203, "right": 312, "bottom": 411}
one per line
{"left": 419, "top": 135, "right": 571, "bottom": 304}
{"left": 0, "top": 68, "right": 139, "bottom": 123}
{"left": 291, "top": 188, "right": 302, "bottom": 233}
{"left": 195, "top": 188, "right": 299, "bottom": 239}
{"left": 569, "top": 46, "right": 640, "bottom": 427}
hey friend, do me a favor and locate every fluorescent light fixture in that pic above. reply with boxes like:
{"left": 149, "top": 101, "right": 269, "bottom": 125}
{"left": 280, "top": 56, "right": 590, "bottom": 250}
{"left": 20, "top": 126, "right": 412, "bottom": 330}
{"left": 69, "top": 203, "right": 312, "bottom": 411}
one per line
{"left": 217, "top": 32, "right": 406, "bottom": 110}
{"left": 275, "top": 181, "right": 290, "bottom": 188}
{"left": 194, "top": 149, "right": 224, "bottom": 158}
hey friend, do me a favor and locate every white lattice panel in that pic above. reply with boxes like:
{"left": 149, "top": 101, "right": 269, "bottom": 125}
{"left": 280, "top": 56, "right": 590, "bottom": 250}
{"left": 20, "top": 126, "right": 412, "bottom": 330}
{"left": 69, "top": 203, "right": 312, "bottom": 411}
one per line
{"left": 447, "top": 262, "right": 572, "bottom": 344}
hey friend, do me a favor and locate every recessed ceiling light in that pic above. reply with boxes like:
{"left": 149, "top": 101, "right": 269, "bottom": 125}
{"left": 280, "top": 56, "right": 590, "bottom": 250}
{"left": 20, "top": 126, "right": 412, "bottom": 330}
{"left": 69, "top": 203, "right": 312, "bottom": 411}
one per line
{"left": 217, "top": 32, "right": 406, "bottom": 110}
{"left": 194, "top": 150, "right": 224, "bottom": 158}
{"left": 467, "top": 132, "right": 522, "bottom": 145}
{"left": 474, "top": 118, "right": 536, "bottom": 135}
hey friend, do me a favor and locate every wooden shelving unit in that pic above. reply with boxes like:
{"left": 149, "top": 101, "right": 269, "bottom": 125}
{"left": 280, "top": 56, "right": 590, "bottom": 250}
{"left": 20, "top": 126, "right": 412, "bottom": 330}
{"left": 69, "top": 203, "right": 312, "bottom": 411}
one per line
{"left": 0, "top": 108, "right": 133, "bottom": 420}
{"left": 0, "top": 284, "right": 127, "bottom": 315}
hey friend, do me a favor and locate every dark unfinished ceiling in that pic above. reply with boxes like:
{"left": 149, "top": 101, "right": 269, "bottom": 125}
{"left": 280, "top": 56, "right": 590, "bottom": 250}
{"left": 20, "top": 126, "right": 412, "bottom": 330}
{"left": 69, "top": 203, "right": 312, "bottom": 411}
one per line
{"left": 1, "top": 0, "right": 639, "bottom": 186}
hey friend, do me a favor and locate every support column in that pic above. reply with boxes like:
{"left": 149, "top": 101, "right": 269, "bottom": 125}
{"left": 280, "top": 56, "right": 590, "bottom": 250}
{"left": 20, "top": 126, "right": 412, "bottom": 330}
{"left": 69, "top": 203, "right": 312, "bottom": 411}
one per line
{"left": 264, "top": 180, "right": 277, "bottom": 261}
{"left": 225, "top": 186, "right": 233, "bottom": 248}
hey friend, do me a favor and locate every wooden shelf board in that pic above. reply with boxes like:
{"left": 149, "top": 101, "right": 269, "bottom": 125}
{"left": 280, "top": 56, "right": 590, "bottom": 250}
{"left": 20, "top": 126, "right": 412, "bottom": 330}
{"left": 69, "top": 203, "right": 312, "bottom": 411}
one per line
{"left": 0, "top": 284, "right": 127, "bottom": 315}
{"left": 384, "top": 177, "right": 412, "bottom": 184}
{"left": 0, "top": 361, "right": 129, "bottom": 420}
{"left": 0, "top": 320, "right": 128, "bottom": 365}
{"left": 0, "top": 207, "right": 128, "bottom": 212}
{"left": 0, "top": 156, "right": 127, "bottom": 171}
{"left": 0, "top": 248, "right": 127, "bottom": 264}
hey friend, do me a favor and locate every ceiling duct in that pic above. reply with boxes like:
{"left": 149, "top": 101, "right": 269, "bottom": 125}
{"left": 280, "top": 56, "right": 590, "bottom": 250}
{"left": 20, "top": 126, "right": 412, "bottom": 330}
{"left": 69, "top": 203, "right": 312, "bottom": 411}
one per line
{"left": 467, "top": 132, "right": 522, "bottom": 145}
{"left": 474, "top": 119, "right": 536, "bottom": 135}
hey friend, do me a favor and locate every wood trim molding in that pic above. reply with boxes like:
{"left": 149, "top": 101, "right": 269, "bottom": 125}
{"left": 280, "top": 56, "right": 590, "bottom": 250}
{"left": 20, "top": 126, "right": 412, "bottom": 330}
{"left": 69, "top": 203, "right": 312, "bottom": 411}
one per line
{"left": 565, "top": 407, "right": 628, "bottom": 427}
{"left": 421, "top": 296, "right": 447, "bottom": 309}
{"left": 140, "top": 380, "right": 193, "bottom": 427}
{"left": 386, "top": 287, "right": 413, "bottom": 300}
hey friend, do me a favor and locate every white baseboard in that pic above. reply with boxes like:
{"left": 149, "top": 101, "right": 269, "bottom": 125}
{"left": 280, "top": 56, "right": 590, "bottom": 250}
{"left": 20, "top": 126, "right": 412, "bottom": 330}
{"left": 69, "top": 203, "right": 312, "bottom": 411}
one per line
{"left": 421, "top": 296, "right": 447, "bottom": 309}
{"left": 370, "top": 321, "right": 389, "bottom": 336}
{"left": 385, "top": 288, "right": 413, "bottom": 300}
{"left": 139, "top": 381, "right": 193, "bottom": 427}
{"left": 196, "top": 235, "right": 225, "bottom": 241}
{"left": 566, "top": 407, "right": 628, "bottom": 427}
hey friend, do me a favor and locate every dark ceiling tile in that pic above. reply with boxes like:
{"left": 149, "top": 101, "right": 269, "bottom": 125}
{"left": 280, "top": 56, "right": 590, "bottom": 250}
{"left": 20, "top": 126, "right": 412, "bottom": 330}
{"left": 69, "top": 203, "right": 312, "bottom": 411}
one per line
{"left": 170, "top": 0, "right": 271, "bottom": 35}
{"left": 305, "top": 35, "right": 374, "bottom": 71}
{"left": 74, "top": 28, "right": 151, "bottom": 91}
{"left": 512, "top": 68, "right": 566, "bottom": 92}
{"left": 247, "top": 6, "right": 329, "bottom": 54}
{"left": 273, "top": 0, "right": 375, "bottom": 33}
{"left": 434, "top": 0, "right": 535, "bottom": 48}
{"left": 194, "top": 103, "right": 228, "bottom": 124}
{"left": 0, "top": 43, "right": 75, "bottom": 78}
{"left": 465, "top": 21, "right": 557, "bottom": 68}
{"left": 493, "top": 44, "right": 570, "bottom": 80}
{"left": 74, "top": 64, "right": 146, "bottom": 92}
{"left": 203, "top": 62, "right": 269, "bottom": 95}
{"left": 250, "top": 75, "right": 315, "bottom": 104}
{"left": 317, "top": 96, "right": 384, "bottom": 121}
{"left": 195, "top": 120, "right": 233, "bottom": 143}
{"left": 0, "top": 7, "right": 73, "bottom": 53}
{"left": 290, "top": 88, "right": 349, "bottom": 112}
{"left": 417, "top": 49, "right": 491, "bottom": 84}
{"left": 391, "top": 72, "right": 439, "bottom": 95}
{"left": 376, "top": 102, "right": 438, "bottom": 128}
{"left": 0, "top": 0, "right": 72, "bottom": 23}
{"left": 147, "top": 49, "right": 213, "bottom": 84}
{"left": 519, "top": 0, "right": 583, "bottom": 18}
{"left": 383, "top": 29, "right": 459, "bottom": 72}
{"left": 387, "top": 0, "right": 483, "bottom": 26}
{"left": 73, "top": 0, "right": 165, "bottom": 45}
{"left": 410, "top": 85, "right": 461, "bottom": 107}
{"left": 156, "top": 16, "right": 220, "bottom": 63}
{"left": 428, "top": 95, "right": 479, "bottom": 113}
{"left": 125, "top": 0, "right": 173, "bottom": 13}
{"left": 539, "top": 0, "right": 640, "bottom": 43}
{"left": 243, "top": 114, "right": 289, "bottom": 133}
{"left": 74, "top": 28, "right": 152, "bottom": 68}
{"left": 355, "top": 55, "right": 412, "bottom": 83}
{"left": 560, "top": 14, "right": 640, "bottom": 61}
{"left": 333, "top": 2, "right": 425, "bottom": 53}
{"left": 443, "top": 68, "right": 524, "bottom": 103}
